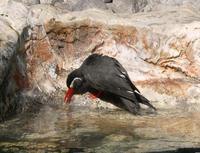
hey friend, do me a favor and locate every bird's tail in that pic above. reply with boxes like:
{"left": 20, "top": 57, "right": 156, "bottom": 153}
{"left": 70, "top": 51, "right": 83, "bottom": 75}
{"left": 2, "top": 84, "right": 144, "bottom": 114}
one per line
{"left": 134, "top": 92, "right": 156, "bottom": 111}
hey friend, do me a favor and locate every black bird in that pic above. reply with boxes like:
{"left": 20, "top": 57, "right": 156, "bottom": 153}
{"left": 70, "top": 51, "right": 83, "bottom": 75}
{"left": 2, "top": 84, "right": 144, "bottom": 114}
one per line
{"left": 64, "top": 54, "right": 156, "bottom": 114}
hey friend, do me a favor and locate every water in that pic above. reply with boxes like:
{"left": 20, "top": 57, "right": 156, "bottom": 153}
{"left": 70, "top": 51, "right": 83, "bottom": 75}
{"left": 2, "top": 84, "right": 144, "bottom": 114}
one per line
{"left": 1, "top": 99, "right": 200, "bottom": 153}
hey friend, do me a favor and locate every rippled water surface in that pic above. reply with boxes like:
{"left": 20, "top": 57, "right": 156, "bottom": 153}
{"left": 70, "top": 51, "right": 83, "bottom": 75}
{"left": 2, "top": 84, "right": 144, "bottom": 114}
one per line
{"left": 1, "top": 100, "right": 200, "bottom": 153}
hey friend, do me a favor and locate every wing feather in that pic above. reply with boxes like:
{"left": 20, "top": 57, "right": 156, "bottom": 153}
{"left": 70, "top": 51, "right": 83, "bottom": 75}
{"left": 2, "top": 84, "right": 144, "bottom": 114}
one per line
{"left": 81, "top": 55, "right": 138, "bottom": 101}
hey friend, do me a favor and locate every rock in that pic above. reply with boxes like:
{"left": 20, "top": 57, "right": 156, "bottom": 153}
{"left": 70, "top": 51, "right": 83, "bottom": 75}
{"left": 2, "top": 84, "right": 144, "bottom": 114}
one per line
{"left": 1, "top": 1, "right": 200, "bottom": 120}
{"left": 53, "top": 2, "right": 72, "bottom": 12}
{"left": 0, "top": 0, "right": 28, "bottom": 32}
{"left": 104, "top": 134, "right": 132, "bottom": 142}
{"left": 103, "top": 0, "right": 112, "bottom": 3}
{"left": 27, "top": 4, "right": 59, "bottom": 27}
{"left": 10, "top": 0, "right": 200, "bottom": 14}
{"left": 143, "top": 0, "right": 200, "bottom": 12}
{"left": 0, "top": 0, "right": 28, "bottom": 81}
{"left": 108, "top": 0, "right": 200, "bottom": 14}
{"left": 39, "top": 0, "right": 64, "bottom": 5}
{"left": 72, "top": 0, "right": 107, "bottom": 11}
{"left": 111, "top": 0, "right": 148, "bottom": 13}
{"left": 0, "top": 0, "right": 28, "bottom": 120}
{"left": 13, "top": 0, "right": 40, "bottom": 5}
{"left": 43, "top": 8, "right": 200, "bottom": 110}
{"left": 111, "top": 0, "right": 133, "bottom": 13}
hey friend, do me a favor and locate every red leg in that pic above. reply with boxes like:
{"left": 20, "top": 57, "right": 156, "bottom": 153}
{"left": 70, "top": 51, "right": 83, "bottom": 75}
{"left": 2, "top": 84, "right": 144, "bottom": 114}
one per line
{"left": 89, "top": 91, "right": 102, "bottom": 99}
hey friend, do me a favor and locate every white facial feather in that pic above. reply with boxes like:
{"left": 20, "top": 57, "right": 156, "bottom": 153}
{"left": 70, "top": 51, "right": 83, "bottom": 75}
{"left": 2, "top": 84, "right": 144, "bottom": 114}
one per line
{"left": 70, "top": 77, "right": 82, "bottom": 88}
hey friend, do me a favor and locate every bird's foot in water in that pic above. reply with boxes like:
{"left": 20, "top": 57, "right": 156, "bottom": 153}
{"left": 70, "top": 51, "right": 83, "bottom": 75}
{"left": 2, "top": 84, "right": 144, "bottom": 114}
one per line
{"left": 89, "top": 91, "right": 103, "bottom": 99}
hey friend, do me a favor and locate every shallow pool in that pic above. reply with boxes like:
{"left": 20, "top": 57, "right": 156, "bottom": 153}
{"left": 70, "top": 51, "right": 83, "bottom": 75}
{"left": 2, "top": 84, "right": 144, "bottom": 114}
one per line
{"left": 1, "top": 98, "right": 200, "bottom": 153}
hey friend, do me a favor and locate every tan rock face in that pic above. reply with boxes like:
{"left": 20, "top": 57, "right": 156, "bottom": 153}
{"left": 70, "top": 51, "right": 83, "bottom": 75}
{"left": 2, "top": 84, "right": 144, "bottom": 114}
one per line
{"left": 1, "top": 1, "right": 200, "bottom": 119}
{"left": 15, "top": 8, "right": 200, "bottom": 110}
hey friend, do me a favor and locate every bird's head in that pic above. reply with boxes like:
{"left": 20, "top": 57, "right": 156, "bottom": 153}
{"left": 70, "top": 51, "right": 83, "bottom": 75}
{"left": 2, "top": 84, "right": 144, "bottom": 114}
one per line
{"left": 64, "top": 69, "right": 83, "bottom": 103}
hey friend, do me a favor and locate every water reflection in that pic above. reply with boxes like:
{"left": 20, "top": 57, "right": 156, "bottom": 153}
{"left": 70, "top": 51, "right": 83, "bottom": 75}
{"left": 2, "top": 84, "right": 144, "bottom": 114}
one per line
{"left": 0, "top": 99, "right": 200, "bottom": 153}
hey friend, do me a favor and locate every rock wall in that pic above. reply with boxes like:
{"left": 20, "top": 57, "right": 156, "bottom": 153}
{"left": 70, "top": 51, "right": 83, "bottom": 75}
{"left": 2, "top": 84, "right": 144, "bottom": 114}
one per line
{"left": 1, "top": 0, "right": 200, "bottom": 120}
{"left": 12, "top": 0, "right": 200, "bottom": 13}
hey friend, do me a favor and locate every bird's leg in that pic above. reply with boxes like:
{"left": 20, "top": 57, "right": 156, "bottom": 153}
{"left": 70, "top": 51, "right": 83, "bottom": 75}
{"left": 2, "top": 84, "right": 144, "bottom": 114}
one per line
{"left": 89, "top": 91, "right": 103, "bottom": 99}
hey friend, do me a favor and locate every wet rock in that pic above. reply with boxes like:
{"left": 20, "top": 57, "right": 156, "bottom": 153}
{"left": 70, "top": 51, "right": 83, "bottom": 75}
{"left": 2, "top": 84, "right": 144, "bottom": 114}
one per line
{"left": 104, "top": 134, "right": 132, "bottom": 142}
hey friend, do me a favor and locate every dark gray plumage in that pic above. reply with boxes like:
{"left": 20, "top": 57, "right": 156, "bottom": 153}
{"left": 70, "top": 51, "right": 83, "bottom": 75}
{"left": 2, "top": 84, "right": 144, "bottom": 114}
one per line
{"left": 66, "top": 54, "right": 156, "bottom": 114}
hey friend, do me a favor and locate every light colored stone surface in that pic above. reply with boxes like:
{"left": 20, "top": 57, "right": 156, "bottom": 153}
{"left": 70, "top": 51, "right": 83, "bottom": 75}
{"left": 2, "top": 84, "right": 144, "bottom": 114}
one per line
{"left": 72, "top": 0, "right": 107, "bottom": 11}
{"left": 27, "top": 4, "right": 60, "bottom": 27}
{"left": 42, "top": 8, "right": 200, "bottom": 109}
{"left": 1, "top": 1, "right": 200, "bottom": 119}
{"left": 14, "top": 0, "right": 40, "bottom": 5}
{"left": 111, "top": 0, "right": 147, "bottom": 13}
{"left": 0, "top": 0, "right": 27, "bottom": 33}
{"left": 143, "top": 0, "right": 200, "bottom": 12}
{"left": 10, "top": 0, "right": 200, "bottom": 13}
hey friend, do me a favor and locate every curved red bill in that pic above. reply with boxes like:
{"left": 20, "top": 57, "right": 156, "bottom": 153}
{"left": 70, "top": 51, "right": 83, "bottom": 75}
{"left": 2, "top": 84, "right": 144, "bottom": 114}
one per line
{"left": 64, "top": 88, "right": 74, "bottom": 103}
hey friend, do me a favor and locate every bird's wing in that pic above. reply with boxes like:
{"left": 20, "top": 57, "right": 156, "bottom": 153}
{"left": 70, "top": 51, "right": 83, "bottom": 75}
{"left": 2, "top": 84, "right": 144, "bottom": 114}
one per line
{"left": 81, "top": 54, "right": 156, "bottom": 110}
{"left": 113, "top": 58, "right": 140, "bottom": 93}
{"left": 81, "top": 56, "right": 139, "bottom": 101}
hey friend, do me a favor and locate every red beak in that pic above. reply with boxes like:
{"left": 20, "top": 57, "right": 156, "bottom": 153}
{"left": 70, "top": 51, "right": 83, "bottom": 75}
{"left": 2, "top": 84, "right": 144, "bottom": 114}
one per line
{"left": 64, "top": 88, "right": 74, "bottom": 103}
